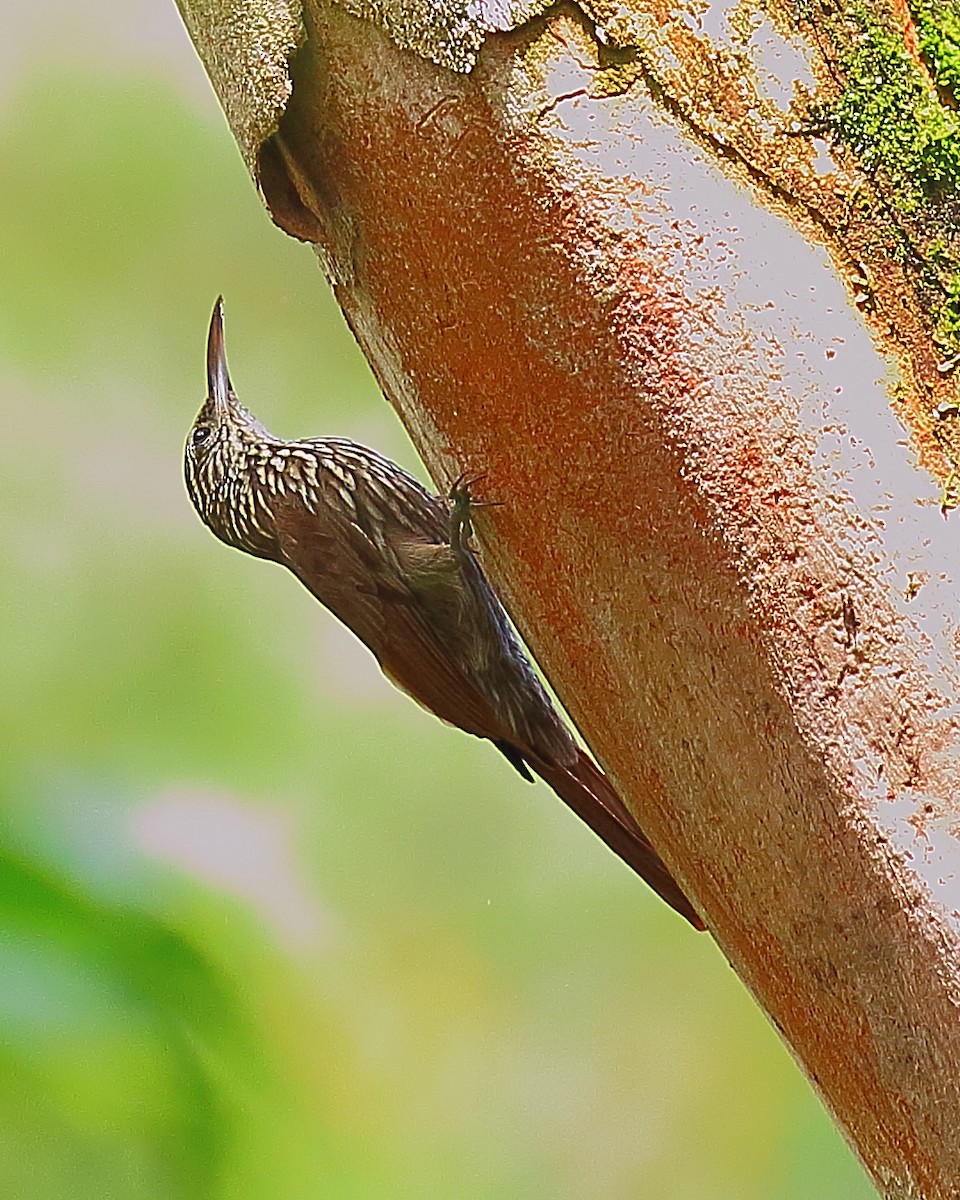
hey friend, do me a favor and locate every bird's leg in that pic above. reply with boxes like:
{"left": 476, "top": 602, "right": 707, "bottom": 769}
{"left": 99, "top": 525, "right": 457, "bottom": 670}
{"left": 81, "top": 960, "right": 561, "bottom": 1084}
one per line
{"left": 448, "top": 473, "right": 479, "bottom": 558}
{"left": 448, "top": 473, "right": 500, "bottom": 560}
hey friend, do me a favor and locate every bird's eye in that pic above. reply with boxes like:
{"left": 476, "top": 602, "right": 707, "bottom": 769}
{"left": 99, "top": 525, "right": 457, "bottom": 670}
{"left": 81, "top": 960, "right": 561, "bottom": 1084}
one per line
{"left": 191, "top": 424, "right": 212, "bottom": 447}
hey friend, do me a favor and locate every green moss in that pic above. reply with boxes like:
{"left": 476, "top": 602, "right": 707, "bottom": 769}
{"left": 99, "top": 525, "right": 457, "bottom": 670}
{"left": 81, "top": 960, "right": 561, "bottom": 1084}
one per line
{"left": 912, "top": 2, "right": 960, "bottom": 101}
{"left": 825, "top": 4, "right": 960, "bottom": 203}
{"left": 937, "top": 271, "right": 960, "bottom": 350}
{"left": 812, "top": 4, "right": 960, "bottom": 364}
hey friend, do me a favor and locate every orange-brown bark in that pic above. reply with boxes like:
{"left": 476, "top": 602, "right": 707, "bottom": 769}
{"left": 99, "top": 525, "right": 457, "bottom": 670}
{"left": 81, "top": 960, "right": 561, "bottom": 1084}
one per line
{"left": 180, "top": 1, "right": 960, "bottom": 1195}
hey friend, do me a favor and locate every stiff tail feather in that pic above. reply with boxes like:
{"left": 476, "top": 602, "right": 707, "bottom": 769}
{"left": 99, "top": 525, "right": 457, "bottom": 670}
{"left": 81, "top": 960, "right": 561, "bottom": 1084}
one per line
{"left": 532, "top": 750, "right": 705, "bottom": 930}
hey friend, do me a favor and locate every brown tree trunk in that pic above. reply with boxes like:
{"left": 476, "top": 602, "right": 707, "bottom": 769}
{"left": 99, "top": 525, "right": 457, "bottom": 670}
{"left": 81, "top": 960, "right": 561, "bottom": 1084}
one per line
{"left": 175, "top": 0, "right": 960, "bottom": 1194}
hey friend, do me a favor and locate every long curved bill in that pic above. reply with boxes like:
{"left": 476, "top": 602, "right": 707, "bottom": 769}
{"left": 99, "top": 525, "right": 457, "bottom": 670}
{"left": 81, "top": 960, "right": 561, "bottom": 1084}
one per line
{"left": 207, "top": 296, "right": 232, "bottom": 413}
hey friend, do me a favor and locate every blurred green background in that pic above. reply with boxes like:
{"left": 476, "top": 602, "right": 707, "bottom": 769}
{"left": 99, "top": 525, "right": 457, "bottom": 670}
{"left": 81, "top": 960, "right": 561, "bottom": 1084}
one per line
{"left": 0, "top": 3, "right": 876, "bottom": 1197}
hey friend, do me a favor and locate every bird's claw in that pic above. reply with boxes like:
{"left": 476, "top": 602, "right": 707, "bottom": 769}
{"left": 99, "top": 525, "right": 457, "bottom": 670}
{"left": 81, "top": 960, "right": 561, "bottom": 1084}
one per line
{"left": 448, "top": 472, "right": 500, "bottom": 557}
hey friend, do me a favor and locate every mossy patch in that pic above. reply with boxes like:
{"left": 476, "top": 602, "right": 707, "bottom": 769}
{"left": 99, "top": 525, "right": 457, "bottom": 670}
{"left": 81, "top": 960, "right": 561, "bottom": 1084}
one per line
{"left": 913, "top": 2, "right": 960, "bottom": 103}
{"left": 800, "top": 3, "right": 960, "bottom": 504}
{"left": 937, "top": 271, "right": 960, "bottom": 354}
{"left": 823, "top": 4, "right": 960, "bottom": 204}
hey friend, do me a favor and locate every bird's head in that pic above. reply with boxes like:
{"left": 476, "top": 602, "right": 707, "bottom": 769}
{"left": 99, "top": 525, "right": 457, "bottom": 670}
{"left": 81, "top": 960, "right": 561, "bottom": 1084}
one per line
{"left": 184, "top": 298, "right": 280, "bottom": 558}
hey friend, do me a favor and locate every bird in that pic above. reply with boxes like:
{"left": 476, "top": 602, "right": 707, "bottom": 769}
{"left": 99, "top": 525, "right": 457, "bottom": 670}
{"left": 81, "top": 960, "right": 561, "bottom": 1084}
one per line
{"left": 184, "top": 298, "right": 703, "bottom": 929}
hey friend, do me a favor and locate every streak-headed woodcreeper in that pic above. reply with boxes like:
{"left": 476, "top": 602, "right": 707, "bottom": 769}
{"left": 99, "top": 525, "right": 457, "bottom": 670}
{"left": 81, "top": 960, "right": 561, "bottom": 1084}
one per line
{"left": 185, "top": 299, "right": 703, "bottom": 929}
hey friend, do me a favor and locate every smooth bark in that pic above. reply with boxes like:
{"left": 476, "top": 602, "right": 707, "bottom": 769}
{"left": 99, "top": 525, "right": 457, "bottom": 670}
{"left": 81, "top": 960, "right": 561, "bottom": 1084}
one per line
{"left": 177, "top": 1, "right": 960, "bottom": 1194}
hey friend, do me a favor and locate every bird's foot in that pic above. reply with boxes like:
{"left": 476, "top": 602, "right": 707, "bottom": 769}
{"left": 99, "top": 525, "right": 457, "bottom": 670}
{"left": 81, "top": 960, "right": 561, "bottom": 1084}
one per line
{"left": 448, "top": 473, "right": 500, "bottom": 557}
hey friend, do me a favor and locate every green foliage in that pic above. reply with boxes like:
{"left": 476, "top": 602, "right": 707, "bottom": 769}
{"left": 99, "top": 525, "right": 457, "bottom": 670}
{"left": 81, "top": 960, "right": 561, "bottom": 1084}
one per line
{"left": 0, "top": 850, "right": 242, "bottom": 1199}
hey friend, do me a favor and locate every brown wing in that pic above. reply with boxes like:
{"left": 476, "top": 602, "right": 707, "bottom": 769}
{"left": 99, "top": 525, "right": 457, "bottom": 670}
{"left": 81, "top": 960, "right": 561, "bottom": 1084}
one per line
{"left": 273, "top": 445, "right": 702, "bottom": 928}
{"left": 374, "top": 578, "right": 704, "bottom": 928}
{"left": 275, "top": 443, "right": 571, "bottom": 753}
{"left": 271, "top": 468, "right": 510, "bottom": 741}
{"left": 274, "top": 505, "right": 388, "bottom": 653}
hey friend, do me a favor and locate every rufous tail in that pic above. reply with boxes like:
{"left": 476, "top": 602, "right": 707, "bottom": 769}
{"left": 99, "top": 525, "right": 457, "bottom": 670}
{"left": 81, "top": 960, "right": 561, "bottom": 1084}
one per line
{"left": 533, "top": 750, "right": 705, "bottom": 930}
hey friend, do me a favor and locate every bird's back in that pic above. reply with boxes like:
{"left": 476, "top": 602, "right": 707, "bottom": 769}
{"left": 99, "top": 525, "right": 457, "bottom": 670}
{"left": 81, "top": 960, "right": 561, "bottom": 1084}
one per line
{"left": 269, "top": 439, "right": 577, "bottom": 767}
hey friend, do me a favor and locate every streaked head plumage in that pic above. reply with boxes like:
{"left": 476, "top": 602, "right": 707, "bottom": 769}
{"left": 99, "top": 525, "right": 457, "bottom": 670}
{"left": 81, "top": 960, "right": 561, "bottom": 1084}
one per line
{"left": 184, "top": 298, "right": 282, "bottom": 559}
